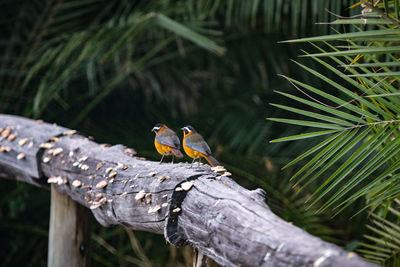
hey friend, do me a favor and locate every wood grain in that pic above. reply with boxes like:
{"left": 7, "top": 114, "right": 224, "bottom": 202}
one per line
{"left": 0, "top": 114, "right": 377, "bottom": 267}
{"left": 48, "top": 186, "right": 90, "bottom": 267}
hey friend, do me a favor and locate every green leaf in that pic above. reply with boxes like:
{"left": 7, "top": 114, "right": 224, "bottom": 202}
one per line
{"left": 305, "top": 44, "right": 400, "bottom": 115}
{"left": 302, "top": 46, "right": 400, "bottom": 57}
{"left": 280, "top": 29, "right": 400, "bottom": 43}
{"left": 293, "top": 129, "right": 360, "bottom": 186}
{"left": 274, "top": 91, "right": 366, "bottom": 124}
{"left": 308, "top": 126, "right": 393, "bottom": 207}
{"left": 154, "top": 13, "right": 226, "bottom": 55}
{"left": 268, "top": 118, "right": 344, "bottom": 129}
{"left": 298, "top": 129, "right": 362, "bottom": 189}
{"left": 327, "top": 18, "right": 394, "bottom": 24}
{"left": 320, "top": 131, "right": 400, "bottom": 211}
{"left": 291, "top": 60, "right": 385, "bottom": 120}
{"left": 282, "top": 132, "right": 343, "bottom": 170}
{"left": 270, "top": 104, "right": 355, "bottom": 126}
{"left": 269, "top": 129, "right": 340, "bottom": 143}
{"left": 340, "top": 62, "right": 400, "bottom": 68}
{"left": 346, "top": 72, "right": 400, "bottom": 77}
{"left": 270, "top": 103, "right": 354, "bottom": 127}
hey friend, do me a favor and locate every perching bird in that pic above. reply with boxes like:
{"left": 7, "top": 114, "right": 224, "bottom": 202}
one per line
{"left": 152, "top": 123, "right": 183, "bottom": 163}
{"left": 181, "top": 125, "right": 220, "bottom": 167}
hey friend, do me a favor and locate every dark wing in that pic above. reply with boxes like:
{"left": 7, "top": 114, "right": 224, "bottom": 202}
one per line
{"left": 156, "top": 128, "right": 181, "bottom": 149}
{"left": 185, "top": 133, "right": 211, "bottom": 156}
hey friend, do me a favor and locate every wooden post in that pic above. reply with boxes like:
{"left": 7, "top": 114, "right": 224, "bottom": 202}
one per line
{"left": 48, "top": 186, "right": 90, "bottom": 267}
{"left": 193, "top": 249, "right": 219, "bottom": 267}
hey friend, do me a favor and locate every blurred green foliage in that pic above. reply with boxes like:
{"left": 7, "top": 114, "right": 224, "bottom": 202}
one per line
{"left": 0, "top": 0, "right": 375, "bottom": 266}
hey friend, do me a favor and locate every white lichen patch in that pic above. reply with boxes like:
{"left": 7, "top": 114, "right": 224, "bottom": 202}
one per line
{"left": 0, "top": 146, "right": 11, "bottom": 152}
{"left": 80, "top": 164, "right": 89, "bottom": 171}
{"left": 347, "top": 252, "right": 356, "bottom": 259}
{"left": 117, "top": 162, "right": 128, "bottom": 170}
{"left": 175, "top": 187, "right": 183, "bottom": 192}
{"left": 50, "top": 137, "right": 59, "bottom": 142}
{"left": 43, "top": 156, "right": 51, "bottom": 163}
{"left": 121, "top": 192, "right": 128, "bottom": 198}
{"left": 109, "top": 172, "right": 117, "bottom": 178}
{"left": 211, "top": 165, "right": 226, "bottom": 173}
{"left": 72, "top": 180, "right": 82, "bottom": 187}
{"left": 90, "top": 203, "right": 101, "bottom": 210}
{"left": 40, "top": 142, "right": 54, "bottom": 149}
{"left": 105, "top": 167, "right": 113, "bottom": 173}
{"left": 63, "top": 130, "right": 77, "bottom": 136}
{"left": 47, "top": 176, "right": 67, "bottom": 185}
{"left": 181, "top": 181, "right": 194, "bottom": 191}
{"left": 96, "top": 162, "right": 104, "bottom": 170}
{"left": 172, "top": 207, "right": 181, "bottom": 213}
{"left": 148, "top": 171, "right": 157, "bottom": 177}
{"left": 157, "top": 175, "right": 169, "bottom": 182}
{"left": 18, "top": 138, "right": 28, "bottom": 146}
{"left": 135, "top": 190, "right": 146, "bottom": 201}
{"left": 148, "top": 205, "right": 161, "bottom": 213}
{"left": 7, "top": 133, "right": 18, "bottom": 141}
{"left": 52, "top": 147, "right": 63, "bottom": 156}
{"left": 78, "top": 156, "right": 88, "bottom": 162}
{"left": 95, "top": 180, "right": 108, "bottom": 189}
{"left": 17, "top": 153, "right": 25, "bottom": 160}
{"left": 1, "top": 126, "right": 13, "bottom": 140}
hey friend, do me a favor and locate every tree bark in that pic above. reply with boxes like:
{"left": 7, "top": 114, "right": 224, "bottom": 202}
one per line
{"left": 0, "top": 114, "right": 377, "bottom": 267}
{"left": 48, "top": 186, "right": 90, "bottom": 267}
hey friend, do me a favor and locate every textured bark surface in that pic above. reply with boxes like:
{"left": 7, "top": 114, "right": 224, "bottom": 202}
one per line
{"left": 0, "top": 114, "right": 377, "bottom": 267}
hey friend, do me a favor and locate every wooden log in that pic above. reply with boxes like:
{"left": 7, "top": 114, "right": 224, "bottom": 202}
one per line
{"left": 0, "top": 114, "right": 377, "bottom": 267}
{"left": 48, "top": 186, "right": 90, "bottom": 267}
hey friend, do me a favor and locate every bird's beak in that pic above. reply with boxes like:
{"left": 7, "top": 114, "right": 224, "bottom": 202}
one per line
{"left": 180, "top": 127, "right": 184, "bottom": 131}
{"left": 151, "top": 127, "right": 156, "bottom": 132}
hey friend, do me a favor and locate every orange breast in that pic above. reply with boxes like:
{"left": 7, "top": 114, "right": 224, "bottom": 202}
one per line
{"left": 183, "top": 138, "right": 205, "bottom": 159}
{"left": 154, "top": 139, "right": 172, "bottom": 155}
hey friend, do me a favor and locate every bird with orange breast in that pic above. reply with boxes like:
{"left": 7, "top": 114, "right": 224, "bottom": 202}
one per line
{"left": 152, "top": 123, "right": 183, "bottom": 163}
{"left": 181, "top": 125, "right": 220, "bottom": 167}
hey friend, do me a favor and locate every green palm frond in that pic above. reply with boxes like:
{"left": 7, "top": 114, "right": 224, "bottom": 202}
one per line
{"left": 271, "top": 0, "right": 400, "bottom": 212}
{"left": 358, "top": 199, "right": 400, "bottom": 265}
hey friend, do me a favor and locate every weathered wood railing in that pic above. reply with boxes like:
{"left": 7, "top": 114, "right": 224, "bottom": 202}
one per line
{"left": 0, "top": 114, "right": 376, "bottom": 267}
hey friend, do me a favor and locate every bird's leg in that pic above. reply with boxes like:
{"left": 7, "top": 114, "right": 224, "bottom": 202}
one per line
{"left": 190, "top": 157, "right": 196, "bottom": 168}
{"left": 171, "top": 155, "right": 174, "bottom": 164}
{"left": 197, "top": 157, "right": 202, "bottom": 166}
{"left": 159, "top": 154, "right": 165, "bottom": 164}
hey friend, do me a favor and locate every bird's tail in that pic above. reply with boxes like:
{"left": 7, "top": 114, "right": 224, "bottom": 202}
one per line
{"left": 171, "top": 148, "right": 184, "bottom": 158}
{"left": 204, "top": 155, "right": 220, "bottom": 167}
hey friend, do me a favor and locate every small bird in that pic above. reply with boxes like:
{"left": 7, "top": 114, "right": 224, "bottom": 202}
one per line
{"left": 181, "top": 125, "right": 220, "bottom": 167}
{"left": 152, "top": 123, "right": 183, "bottom": 163}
